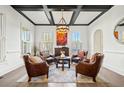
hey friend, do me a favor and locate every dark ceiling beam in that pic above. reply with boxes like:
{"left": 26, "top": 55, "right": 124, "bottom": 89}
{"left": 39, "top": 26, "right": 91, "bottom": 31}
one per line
{"left": 14, "top": 8, "right": 44, "bottom": 11}
{"left": 47, "top": 5, "right": 113, "bottom": 10}
{"left": 88, "top": 10, "right": 108, "bottom": 25}
{"left": 43, "top": 5, "right": 55, "bottom": 25}
{"left": 47, "top": 5, "right": 77, "bottom": 9}
{"left": 80, "top": 8, "right": 108, "bottom": 11}
{"left": 82, "top": 5, "right": 113, "bottom": 9}
{"left": 88, "top": 6, "right": 113, "bottom": 25}
{"left": 69, "top": 5, "right": 82, "bottom": 25}
{"left": 48, "top": 8, "right": 108, "bottom": 11}
{"left": 11, "top": 5, "right": 111, "bottom": 12}
{"left": 11, "top": 5, "right": 43, "bottom": 11}
{"left": 69, "top": 24, "right": 88, "bottom": 26}
{"left": 35, "top": 24, "right": 88, "bottom": 26}
{"left": 11, "top": 7, "right": 109, "bottom": 12}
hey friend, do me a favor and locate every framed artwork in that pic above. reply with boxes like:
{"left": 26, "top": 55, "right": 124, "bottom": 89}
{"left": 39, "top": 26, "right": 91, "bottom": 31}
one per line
{"left": 56, "top": 31, "right": 67, "bottom": 45}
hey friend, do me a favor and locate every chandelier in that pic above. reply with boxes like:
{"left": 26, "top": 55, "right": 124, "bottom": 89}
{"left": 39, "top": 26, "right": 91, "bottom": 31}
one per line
{"left": 56, "top": 9, "right": 69, "bottom": 32}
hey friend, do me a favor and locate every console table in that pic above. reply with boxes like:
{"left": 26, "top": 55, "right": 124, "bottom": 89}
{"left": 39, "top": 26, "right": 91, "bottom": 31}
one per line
{"left": 54, "top": 47, "right": 69, "bottom": 56}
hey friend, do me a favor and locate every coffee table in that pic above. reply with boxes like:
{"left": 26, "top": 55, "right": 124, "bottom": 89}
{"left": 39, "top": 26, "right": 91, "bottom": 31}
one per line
{"left": 55, "top": 56, "right": 71, "bottom": 71}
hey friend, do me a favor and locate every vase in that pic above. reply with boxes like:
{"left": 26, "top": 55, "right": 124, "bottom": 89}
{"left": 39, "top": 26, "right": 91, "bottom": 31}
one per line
{"left": 60, "top": 51, "right": 65, "bottom": 58}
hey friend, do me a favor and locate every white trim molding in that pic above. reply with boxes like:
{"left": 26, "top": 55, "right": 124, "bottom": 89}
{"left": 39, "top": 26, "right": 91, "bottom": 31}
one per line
{"left": 103, "top": 50, "right": 124, "bottom": 54}
{"left": 0, "top": 63, "right": 24, "bottom": 77}
{"left": 0, "top": 13, "right": 6, "bottom": 63}
{"left": 103, "top": 64, "right": 124, "bottom": 76}
{"left": 6, "top": 50, "right": 20, "bottom": 54}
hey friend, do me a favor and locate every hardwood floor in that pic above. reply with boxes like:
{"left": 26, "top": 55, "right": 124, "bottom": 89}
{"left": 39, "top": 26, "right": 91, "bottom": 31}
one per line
{"left": 98, "top": 67, "right": 124, "bottom": 87}
{"left": 0, "top": 65, "right": 124, "bottom": 87}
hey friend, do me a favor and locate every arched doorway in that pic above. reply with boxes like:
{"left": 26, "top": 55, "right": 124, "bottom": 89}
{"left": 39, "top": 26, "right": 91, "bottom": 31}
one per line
{"left": 94, "top": 29, "right": 103, "bottom": 53}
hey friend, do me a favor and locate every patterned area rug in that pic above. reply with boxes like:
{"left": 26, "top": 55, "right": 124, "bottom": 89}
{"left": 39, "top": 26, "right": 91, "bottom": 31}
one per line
{"left": 17, "top": 64, "right": 105, "bottom": 83}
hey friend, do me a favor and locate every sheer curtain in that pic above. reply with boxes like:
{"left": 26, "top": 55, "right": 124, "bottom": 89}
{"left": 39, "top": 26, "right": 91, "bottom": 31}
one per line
{"left": 71, "top": 32, "right": 82, "bottom": 54}
{"left": 40, "top": 32, "right": 54, "bottom": 55}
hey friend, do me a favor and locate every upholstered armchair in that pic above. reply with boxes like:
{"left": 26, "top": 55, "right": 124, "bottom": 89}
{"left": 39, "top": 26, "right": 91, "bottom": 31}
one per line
{"left": 76, "top": 53, "right": 104, "bottom": 82}
{"left": 71, "top": 50, "right": 88, "bottom": 63}
{"left": 23, "top": 55, "right": 49, "bottom": 82}
{"left": 40, "top": 52, "right": 55, "bottom": 64}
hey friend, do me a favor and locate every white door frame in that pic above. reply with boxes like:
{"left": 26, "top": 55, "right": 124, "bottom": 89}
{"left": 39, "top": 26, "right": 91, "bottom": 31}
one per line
{"left": 93, "top": 29, "right": 103, "bottom": 53}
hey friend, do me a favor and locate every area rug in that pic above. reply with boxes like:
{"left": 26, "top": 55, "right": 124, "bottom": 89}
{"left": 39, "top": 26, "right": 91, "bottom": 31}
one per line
{"left": 17, "top": 64, "right": 105, "bottom": 83}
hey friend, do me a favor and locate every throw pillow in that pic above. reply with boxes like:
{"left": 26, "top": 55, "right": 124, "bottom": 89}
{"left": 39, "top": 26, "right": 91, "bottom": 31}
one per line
{"left": 29, "top": 56, "right": 43, "bottom": 64}
{"left": 34, "top": 56, "right": 44, "bottom": 63}
{"left": 78, "top": 51, "right": 85, "bottom": 58}
{"left": 40, "top": 55, "right": 46, "bottom": 60}
{"left": 90, "top": 54, "right": 96, "bottom": 63}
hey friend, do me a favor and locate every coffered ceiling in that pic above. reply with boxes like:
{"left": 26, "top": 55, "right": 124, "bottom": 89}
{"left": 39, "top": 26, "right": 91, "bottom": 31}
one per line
{"left": 11, "top": 5, "right": 113, "bottom": 26}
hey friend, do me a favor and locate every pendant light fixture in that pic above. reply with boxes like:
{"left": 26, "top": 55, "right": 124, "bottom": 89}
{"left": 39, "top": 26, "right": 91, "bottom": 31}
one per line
{"left": 56, "top": 9, "right": 69, "bottom": 32}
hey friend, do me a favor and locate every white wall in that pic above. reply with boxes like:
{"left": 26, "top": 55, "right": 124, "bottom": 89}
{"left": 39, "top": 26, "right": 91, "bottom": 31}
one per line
{"left": 88, "top": 5, "right": 124, "bottom": 75}
{"left": 0, "top": 5, "right": 35, "bottom": 76}
{"left": 69, "top": 26, "right": 89, "bottom": 51}
{"left": 35, "top": 26, "right": 88, "bottom": 55}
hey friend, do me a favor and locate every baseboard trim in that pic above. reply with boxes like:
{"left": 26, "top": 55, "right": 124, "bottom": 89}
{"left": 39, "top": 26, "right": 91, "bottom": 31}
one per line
{"left": 103, "top": 64, "right": 124, "bottom": 76}
{"left": 0, "top": 63, "right": 24, "bottom": 77}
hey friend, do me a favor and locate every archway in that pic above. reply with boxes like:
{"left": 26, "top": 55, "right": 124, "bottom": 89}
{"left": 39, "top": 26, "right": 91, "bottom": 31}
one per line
{"left": 94, "top": 29, "right": 103, "bottom": 53}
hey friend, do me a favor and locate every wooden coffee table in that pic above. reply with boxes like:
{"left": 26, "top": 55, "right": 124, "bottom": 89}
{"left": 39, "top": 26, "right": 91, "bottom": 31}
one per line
{"left": 55, "top": 56, "right": 71, "bottom": 71}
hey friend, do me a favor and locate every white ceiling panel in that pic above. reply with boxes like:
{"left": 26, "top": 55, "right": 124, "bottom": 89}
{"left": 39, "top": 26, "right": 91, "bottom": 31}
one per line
{"left": 22, "top": 11, "right": 50, "bottom": 24}
{"left": 75, "top": 11, "right": 102, "bottom": 24}
{"left": 52, "top": 11, "right": 73, "bottom": 24}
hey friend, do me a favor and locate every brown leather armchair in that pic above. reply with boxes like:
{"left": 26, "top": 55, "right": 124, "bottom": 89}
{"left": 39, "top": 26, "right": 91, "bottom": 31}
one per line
{"left": 23, "top": 55, "right": 49, "bottom": 82}
{"left": 40, "top": 52, "right": 55, "bottom": 64}
{"left": 71, "top": 51, "right": 88, "bottom": 63}
{"left": 76, "top": 53, "right": 104, "bottom": 82}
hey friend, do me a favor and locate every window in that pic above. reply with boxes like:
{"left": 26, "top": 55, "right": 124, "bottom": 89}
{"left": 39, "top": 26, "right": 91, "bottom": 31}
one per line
{"left": 21, "top": 26, "right": 31, "bottom": 54}
{"left": 0, "top": 13, "right": 6, "bottom": 62}
{"left": 40, "top": 32, "right": 53, "bottom": 54}
{"left": 71, "top": 32, "right": 82, "bottom": 54}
